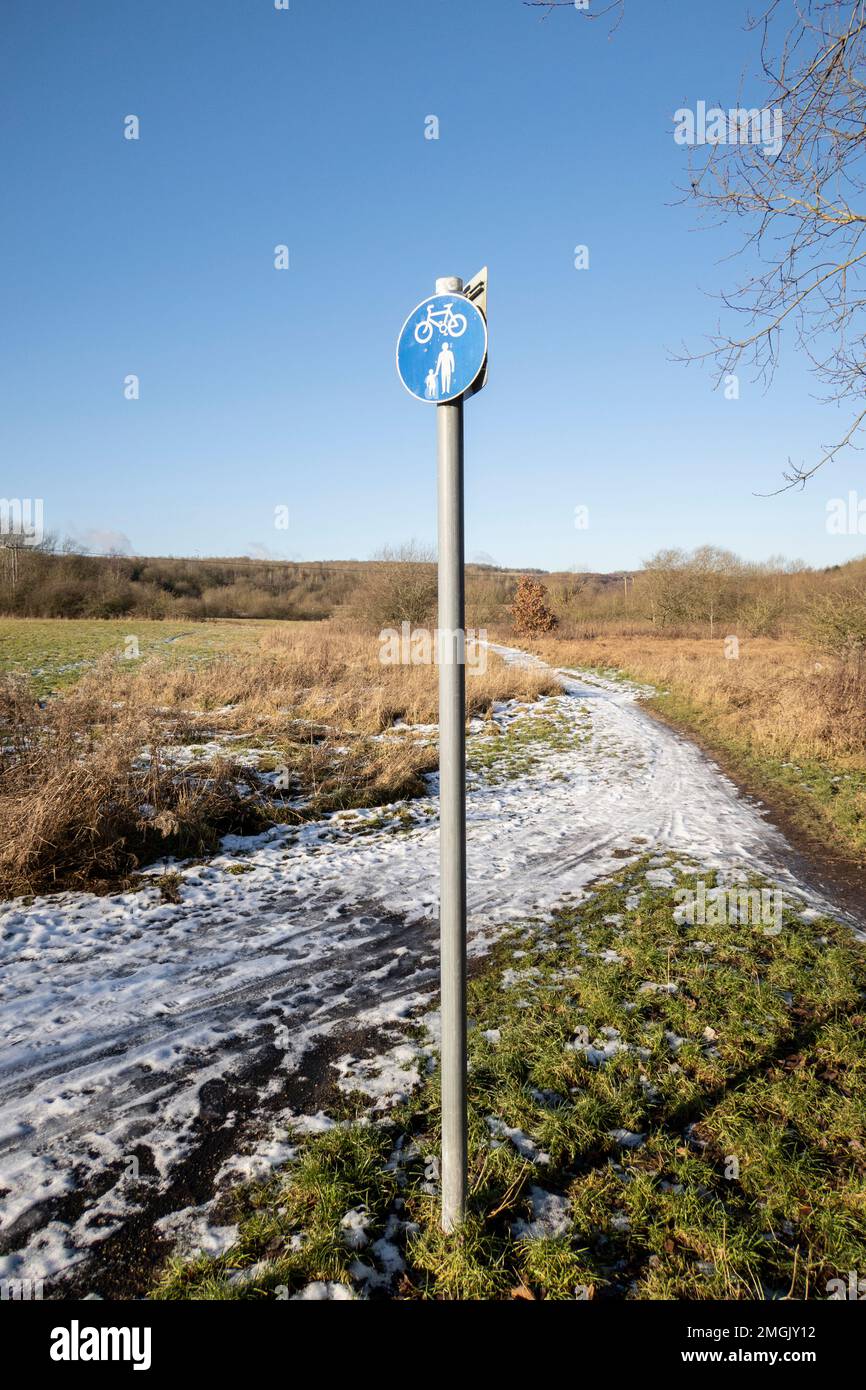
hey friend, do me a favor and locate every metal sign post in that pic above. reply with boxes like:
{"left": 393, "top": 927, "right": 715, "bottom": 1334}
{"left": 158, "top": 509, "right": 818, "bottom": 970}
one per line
{"left": 435, "top": 274, "right": 468, "bottom": 1233}
{"left": 397, "top": 271, "right": 487, "bottom": 1232}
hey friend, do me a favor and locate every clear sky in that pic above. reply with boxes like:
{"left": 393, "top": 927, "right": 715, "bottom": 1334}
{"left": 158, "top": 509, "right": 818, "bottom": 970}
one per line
{"left": 1, "top": 0, "right": 864, "bottom": 572}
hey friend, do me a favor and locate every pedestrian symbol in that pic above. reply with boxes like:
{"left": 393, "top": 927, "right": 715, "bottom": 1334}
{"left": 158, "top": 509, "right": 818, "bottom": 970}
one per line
{"left": 396, "top": 292, "right": 487, "bottom": 403}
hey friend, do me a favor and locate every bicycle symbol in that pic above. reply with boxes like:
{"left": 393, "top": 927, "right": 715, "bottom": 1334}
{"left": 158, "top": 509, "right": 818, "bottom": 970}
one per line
{"left": 414, "top": 301, "right": 468, "bottom": 345}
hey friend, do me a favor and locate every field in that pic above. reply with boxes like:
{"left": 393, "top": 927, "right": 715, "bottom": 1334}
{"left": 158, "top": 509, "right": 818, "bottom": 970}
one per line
{"left": 2, "top": 608, "right": 866, "bottom": 1301}
{"left": 0, "top": 616, "right": 557, "bottom": 896}
{"left": 0, "top": 617, "right": 282, "bottom": 696}
{"left": 3, "top": 616, "right": 865, "bottom": 892}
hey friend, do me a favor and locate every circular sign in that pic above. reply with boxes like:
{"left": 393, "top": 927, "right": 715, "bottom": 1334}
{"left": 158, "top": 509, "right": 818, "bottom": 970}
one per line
{"left": 396, "top": 293, "right": 487, "bottom": 404}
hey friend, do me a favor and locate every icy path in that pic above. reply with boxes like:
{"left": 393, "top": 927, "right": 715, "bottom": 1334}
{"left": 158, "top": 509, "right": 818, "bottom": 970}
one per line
{"left": 0, "top": 647, "right": 848, "bottom": 1285}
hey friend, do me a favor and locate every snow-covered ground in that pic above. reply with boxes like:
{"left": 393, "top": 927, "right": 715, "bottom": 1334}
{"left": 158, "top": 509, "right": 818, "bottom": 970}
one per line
{"left": 0, "top": 646, "right": 852, "bottom": 1288}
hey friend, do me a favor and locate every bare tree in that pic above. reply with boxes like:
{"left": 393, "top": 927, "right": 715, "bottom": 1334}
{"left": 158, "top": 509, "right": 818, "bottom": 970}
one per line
{"left": 528, "top": 1, "right": 866, "bottom": 491}
{"left": 350, "top": 542, "right": 438, "bottom": 631}
{"left": 674, "top": 1, "right": 866, "bottom": 490}
{"left": 690, "top": 545, "right": 743, "bottom": 638}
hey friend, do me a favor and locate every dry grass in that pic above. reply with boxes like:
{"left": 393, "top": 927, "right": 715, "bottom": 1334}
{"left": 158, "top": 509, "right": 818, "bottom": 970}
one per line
{"left": 0, "top": 678, "right": 258, "bottom": 896}
{"left": 73, "top": 624, "right": 557, "bottom": 735}
{"left": 530, "top": 635, "right": 866, "bottom": 766}
{"left": 0, "top": 623, "right": 557, "bottom": 897}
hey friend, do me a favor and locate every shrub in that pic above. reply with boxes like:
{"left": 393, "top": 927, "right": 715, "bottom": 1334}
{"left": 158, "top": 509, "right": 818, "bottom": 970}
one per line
{"left": 738, "top": 596, "right": 786, "bottom": 638}
{"left": 347, "top": 543, "right": 438, "bottom": 632}
{"left": 803, "top": 585, "right": 866, "bottom": 665}
{"left": 508, "top": 576, "right": 557, "bottom": 637}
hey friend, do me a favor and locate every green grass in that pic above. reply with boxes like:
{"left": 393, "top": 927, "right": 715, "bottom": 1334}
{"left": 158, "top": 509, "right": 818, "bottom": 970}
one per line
{"left": 332, "top": 805, "right": 421, "bottom": 836}
{"left": 152, "top": 857, "right": 866, "bottom": 1301}
{"left": 467, "top": 703, "right": 592, "bottom": 784}
{"left": 0, "top": 617, "right": 289, "bottom": 696}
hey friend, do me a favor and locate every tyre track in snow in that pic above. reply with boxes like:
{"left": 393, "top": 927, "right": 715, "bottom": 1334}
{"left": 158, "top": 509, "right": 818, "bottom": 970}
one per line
{"left": 0, "top": 646, "right": 857, "bottom": 1288}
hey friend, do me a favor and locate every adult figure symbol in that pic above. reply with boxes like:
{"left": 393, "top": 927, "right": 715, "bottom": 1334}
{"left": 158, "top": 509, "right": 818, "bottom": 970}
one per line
{"left": 436, "top": 340, "right": 455, "bottom": 396}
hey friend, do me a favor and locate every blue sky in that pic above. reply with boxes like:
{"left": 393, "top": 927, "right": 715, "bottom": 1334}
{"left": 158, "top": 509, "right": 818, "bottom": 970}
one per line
{"left": 1, "top": 0, "right": 863, "bottom": 572}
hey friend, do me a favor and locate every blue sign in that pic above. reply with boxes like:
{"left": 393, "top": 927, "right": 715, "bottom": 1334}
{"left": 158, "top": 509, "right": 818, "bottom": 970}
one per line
{"left": 396, "top": 293, "right": 487, "bottom": 404}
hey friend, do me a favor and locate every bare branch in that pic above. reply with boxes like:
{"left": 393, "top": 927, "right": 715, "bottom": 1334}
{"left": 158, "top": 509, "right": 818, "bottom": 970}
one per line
{"left": 523, "top": 0, "right": 624, "bottom": 29}
{"left": 676, "top": 1, "right": 866, "bottom": 489}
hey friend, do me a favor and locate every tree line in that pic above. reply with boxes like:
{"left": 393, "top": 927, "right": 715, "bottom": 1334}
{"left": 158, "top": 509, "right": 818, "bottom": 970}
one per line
{"left": 1, "top": 535, "right": 864, "bottom": 660}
